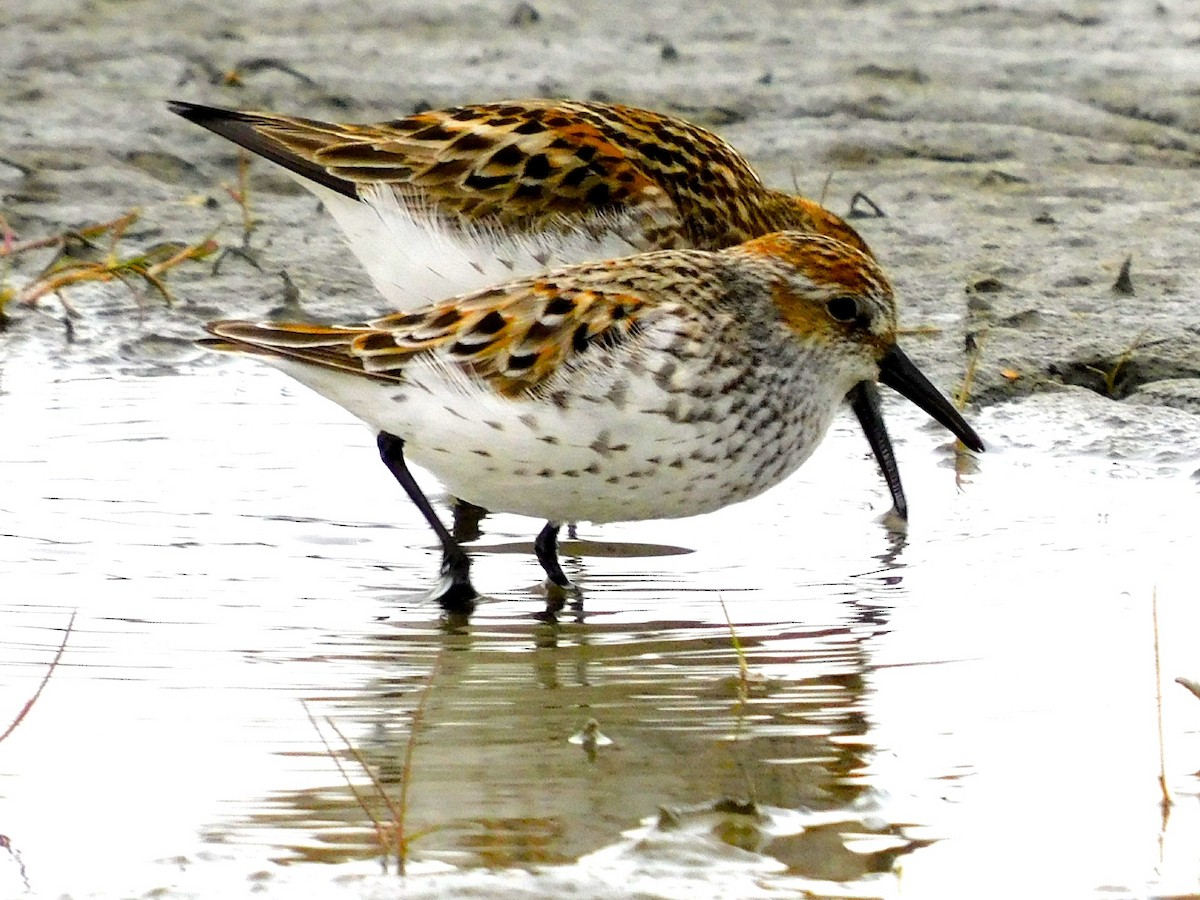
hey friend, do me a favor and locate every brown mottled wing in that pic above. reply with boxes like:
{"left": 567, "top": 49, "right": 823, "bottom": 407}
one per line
{"left": 356, "top": 267, "right": 659, "bottom": 396}
{"left": 171, "top": 99, "right": 869, "bottom": 253}
{"left": 172, "top": 99, "right": 685, "bottom": 245}
{"left": 199, "top": 322, "right": 383, "bottom": 378}
{"left": 203, "top": 255, "right": 695, "bottom": 396}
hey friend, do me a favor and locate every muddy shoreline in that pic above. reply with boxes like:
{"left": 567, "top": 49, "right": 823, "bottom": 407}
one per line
{"left": 4, "top": 0, "right": 1199, "bottom": 442}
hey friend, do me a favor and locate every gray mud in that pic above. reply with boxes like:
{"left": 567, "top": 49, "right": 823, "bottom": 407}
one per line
{"left": 4, "top": 0, "right": 1199, "bottom": 425}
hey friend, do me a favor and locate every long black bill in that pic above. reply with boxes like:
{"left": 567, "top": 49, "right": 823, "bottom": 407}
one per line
{"left": 848, "top": 381, "right": 908, "bottom": 522}
{"left": 878, "top": 345, "right": 985, "bottom": 452}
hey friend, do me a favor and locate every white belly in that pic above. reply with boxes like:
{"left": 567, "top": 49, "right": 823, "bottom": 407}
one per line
{"left": 266, "top": 344, "right": 847, "bottom": 526}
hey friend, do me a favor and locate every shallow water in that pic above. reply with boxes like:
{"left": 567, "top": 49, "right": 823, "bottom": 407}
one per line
{"left": 2, "top": 353, "right": 1199, "bottom": 899}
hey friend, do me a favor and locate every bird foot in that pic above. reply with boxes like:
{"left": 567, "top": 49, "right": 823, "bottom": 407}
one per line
{"left": 539, "top": 577, "right": 581, "bottom": 616}
{"left": 429, "top": 572, "right": 480, "bottom": 616}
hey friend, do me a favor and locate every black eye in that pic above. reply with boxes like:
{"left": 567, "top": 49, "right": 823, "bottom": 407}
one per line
{"left": 826, "top": 295, "right": 860, "bottom": 323}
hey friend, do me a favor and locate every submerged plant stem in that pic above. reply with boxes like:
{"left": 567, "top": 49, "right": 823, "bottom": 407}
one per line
{"left": 1152, "top": 587, "right": 1171, "bottom": 811}
{"left": 0, "top": 609, "right": 75, "bottom": 745}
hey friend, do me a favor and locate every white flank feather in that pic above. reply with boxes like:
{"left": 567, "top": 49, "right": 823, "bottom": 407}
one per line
{"left": 302, "top": 180, "right": 648, "bottom": 309}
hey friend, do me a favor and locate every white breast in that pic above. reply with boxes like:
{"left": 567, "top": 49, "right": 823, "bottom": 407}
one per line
{"left": 261, "top": 326, "right": 848, "bottom": 526}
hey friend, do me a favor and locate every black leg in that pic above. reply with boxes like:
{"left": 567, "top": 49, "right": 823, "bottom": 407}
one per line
{"left": 376, "top": 431, "right": 478, "bottom": 613}
{"left": 534, "top": 521, "right": 572, "bottom": 589}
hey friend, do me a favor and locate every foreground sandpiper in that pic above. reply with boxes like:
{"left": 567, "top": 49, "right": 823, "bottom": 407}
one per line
{"left": 200, "top": 231, "right": 983, "bottom": 614}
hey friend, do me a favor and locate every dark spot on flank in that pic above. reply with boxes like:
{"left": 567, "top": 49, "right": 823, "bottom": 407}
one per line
{"left": 538, "top": 468, "right": 553, "bottom": 478}
{"left": 508, "top": 352, "right": 538, "bottom": 370}
{"left": 574, "top": 144, "right": 598, "bottom": 162}
{"left": 539, "top": 435, "right": 559, "bottom": 445}
{"left": 524, "top": 153, "right": 551, "bottom": 179}
{"left": 472, "top": 449, "right": 493, "bottom": 457}
{"left": 450, "top": 107, "right": 481, "bottom": 121}
{"left": 584, "top": 463, "right": 600, "bottom": 474}
{"left": 485, "top": 420, "right": 504, "bottom": 431}
{"left": 473, "top": 311, "right": 507, "bottom": 334}
{"left": 489, "top": 143, "right": 524, "bottom": 167}
{"left": 616, "top": 169, "right": 636, "bottom": 183}
{"left": 546, "top": 116, "right": 572, "bottom": 127}
{"left": 585, "top": 182, "right": 611, "bottom": 205}
{"left": 572, "top": 323, "right": 590, "bottom": 352}
{"left": 525, "top": 320, "right": 556, "bottom": 341}
{"left": 514, "top": 118, "right": 548, "bottom": 134}
{"left": 611, "top": 305, "right": 626, "bottom": 320}
{"left": 545, "top": 295, "right": 575, "bottom": 316}
{"left": 562, "top": 470, "right": 579, "bottom": 478}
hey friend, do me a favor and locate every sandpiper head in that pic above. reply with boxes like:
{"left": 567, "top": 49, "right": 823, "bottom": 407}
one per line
{"left": 741, "top": 231, "right": 984, "bottom": 457}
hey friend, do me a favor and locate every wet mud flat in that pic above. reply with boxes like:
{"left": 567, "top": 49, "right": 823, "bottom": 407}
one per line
{"left": 3, "top": 1, "right": 1200, "bottom": 898}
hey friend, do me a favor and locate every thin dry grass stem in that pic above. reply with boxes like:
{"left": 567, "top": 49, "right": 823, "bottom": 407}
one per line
{"left": 718, "top": 595, "right": 751, "bottom": 703}
{"left": 301, "top": 701, "right": 398, "bottom": 874}
{"left": 222, "top": 148, "right": 257, "bottom": 246}
{"left": 955, "top": 332, "right": 984, "bottom": 411}
{"left": 0, "top": 609, "right": 76, "bottom": 746}
{"left": 0, "top": 211, "right": 136, "bottom": 259}
{"left": 301, "top": 650, "right": 443, "bottom": 877}
{"left": 395, "top": 649, "right": 441, "bottom": 871}
{"left": 1, "top": 213, "right": 15, "bottom": 254}
{"left": 1083, "top": 329, "right": 1149, "bottom": 398}
{"left": 718, "top": 595, "right": 758, "bottom": 802}
{"left": 817, "top": 170, "right": 834, "bottom": 205}
{"left": 898, "top": 324, "right": 943, "bottom": 337}
{"left": 952, "top": 331, "right": 985, "bottom": 487}
{"left": 324, "top": 716, "right": 407, "bottom": 873}
{"left": 10, "top": 210, "right": 217, "bottom": 312}
{"left": 1152, "top": 587, "right": 1172, "bottom": 813}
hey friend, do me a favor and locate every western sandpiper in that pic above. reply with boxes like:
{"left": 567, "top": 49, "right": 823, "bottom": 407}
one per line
{"left": 168, "top": 98, "right": 870, "bottom": 304}
{"left": 201, "top": 231, "right": 983, "bottom": 614}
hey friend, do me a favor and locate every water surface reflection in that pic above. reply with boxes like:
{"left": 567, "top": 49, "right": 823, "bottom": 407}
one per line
{"left": 2, "top": 360, "right": 1199, "bottom": 898}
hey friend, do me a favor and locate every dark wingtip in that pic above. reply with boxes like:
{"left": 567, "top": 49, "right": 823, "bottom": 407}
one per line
{"left": 168, "top": 99, "right": 233, "bottom": 123}
{"left": 166, "top": 100, "right": 359, "bottom": 200}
